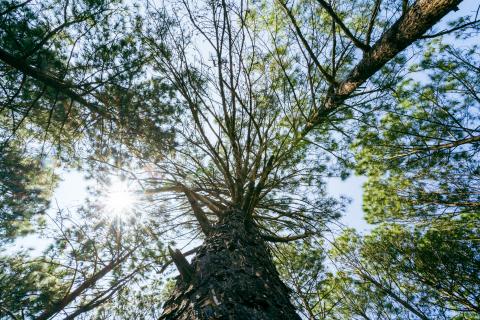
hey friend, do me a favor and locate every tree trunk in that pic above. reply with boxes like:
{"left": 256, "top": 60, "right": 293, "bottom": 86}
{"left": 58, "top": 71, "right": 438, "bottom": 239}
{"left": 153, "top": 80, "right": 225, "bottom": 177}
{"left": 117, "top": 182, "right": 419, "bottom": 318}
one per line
{"left": 160, "top": 208, "right": 301, "bottom": 319}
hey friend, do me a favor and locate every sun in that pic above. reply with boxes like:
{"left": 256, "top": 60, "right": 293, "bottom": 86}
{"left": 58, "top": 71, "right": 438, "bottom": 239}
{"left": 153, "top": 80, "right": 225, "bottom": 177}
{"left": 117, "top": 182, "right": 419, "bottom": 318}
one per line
{"left": 103, "top": 178, "right": 136, "bottom": 216}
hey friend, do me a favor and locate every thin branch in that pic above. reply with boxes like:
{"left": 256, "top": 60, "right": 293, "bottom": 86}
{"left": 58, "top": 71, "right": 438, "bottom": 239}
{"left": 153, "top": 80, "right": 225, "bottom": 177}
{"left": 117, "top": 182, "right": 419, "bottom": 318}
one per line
{"left": 0, "top": 47, "right": 112, "bottom": 119}
{"left": 277, "top": 0, "right": 336, "bottom": 84}
{"left": 315, "top": 0, "right": 370, "bottom": 51}
{"left": 261, "top": 232, "right": 312, "bottom": 243}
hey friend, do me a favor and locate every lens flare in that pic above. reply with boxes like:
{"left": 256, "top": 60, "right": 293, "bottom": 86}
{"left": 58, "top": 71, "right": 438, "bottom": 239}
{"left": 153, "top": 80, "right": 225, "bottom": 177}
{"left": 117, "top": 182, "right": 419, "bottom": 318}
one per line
{"left": 103, "top": 179, "right": 136, "bottom": 216}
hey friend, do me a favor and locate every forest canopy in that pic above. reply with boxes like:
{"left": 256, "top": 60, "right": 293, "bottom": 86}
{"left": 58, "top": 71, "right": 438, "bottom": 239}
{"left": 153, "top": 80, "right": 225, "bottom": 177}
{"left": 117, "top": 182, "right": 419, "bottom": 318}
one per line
{"left": 0, "top": 0, "right": 479, "bottom": 319}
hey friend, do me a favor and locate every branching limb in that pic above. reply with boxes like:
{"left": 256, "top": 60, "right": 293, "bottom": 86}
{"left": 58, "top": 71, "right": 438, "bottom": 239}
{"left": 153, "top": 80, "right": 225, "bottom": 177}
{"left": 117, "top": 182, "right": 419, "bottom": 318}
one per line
{"left": 0, "top": 47, "right": 111, "bottom": 119}
{"left": 315, "top": 0, "right": 370, "bottom": 51}
{"left": 168, "top": 246, "right": 195, "bottom": 283}
{"left": 184, "top": 189, "right": 213, "bottom": 235}
{"left": 420, "top": 18, "right": 480, "bottom": 39}
{"left": 261, "top": 231, "right": 312, "bottom": 243}
{"left": 0, "top": 306, "right": 18, "bottom": 320}
{"left": 277, "top": 0, "right": 336, "bottom": 84}
{"left": 309, "top": 0, "right": 463, "bottom": 127}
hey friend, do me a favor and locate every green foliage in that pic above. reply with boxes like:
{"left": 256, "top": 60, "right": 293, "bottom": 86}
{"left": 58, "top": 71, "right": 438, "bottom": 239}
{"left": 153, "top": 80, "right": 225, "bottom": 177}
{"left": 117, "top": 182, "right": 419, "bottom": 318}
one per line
{"left": 0, "top": 0, "right": 177, "bottom": 246}
{"left": 0, "top": 252, "right": 67, "bottom": 318}
{"left": 353, "top": 40, "right": 480, "bottom": 223}
{"left": 278, "top": 220, "right": 479, "bottom": 319}
{"left": 341, "top": 23, "right": 480, "bottom": 320}
{"left": 0, "top": 0, "right": 479, "bottom": 319}
{"left": 0, "top": 205, "right": 169, "bottom": 319}
{"left": 0, "top": 145, "right": 55, "bottom": 243}
{"left": 275, "top": 15, "right": 480, "bottom": 319}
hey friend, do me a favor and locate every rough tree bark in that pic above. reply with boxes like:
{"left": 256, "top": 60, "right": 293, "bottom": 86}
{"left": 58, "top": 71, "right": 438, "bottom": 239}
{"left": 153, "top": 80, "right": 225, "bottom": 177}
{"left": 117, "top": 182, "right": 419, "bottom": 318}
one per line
{"left": 160, "top": 208, "right": 301, "bottom": 320}
{"left": 308, "top": 0, "right": 464, "bottom": 125}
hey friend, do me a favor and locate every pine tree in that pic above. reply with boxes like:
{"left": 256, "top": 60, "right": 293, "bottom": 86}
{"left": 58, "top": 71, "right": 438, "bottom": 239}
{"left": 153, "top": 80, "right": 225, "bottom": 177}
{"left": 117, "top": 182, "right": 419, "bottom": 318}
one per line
{"left": 0, "top": 0, "right": 477, "bottom": 319}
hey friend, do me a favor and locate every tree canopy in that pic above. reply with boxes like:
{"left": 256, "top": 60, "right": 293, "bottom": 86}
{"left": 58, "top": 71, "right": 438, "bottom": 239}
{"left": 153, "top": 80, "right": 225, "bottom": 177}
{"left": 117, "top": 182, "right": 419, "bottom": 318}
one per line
{"left": 0, "top": 0, "right": 478, "bottom": 319}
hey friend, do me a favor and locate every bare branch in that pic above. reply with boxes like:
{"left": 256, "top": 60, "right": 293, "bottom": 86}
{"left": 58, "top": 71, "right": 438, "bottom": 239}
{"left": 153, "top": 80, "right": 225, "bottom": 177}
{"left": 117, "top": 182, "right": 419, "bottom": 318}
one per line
{"left": 315, "top": 0, "right": 370, "bottom": 51}
{"left": 277, "top": 0, "right": 336, "bottom": 84}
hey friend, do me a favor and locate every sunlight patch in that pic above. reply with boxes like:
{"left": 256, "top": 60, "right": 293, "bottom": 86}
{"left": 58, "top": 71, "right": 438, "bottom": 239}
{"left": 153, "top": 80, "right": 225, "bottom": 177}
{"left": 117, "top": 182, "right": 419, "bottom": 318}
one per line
{"left": 102, "top": 178, "right": 137, "bottom": 216}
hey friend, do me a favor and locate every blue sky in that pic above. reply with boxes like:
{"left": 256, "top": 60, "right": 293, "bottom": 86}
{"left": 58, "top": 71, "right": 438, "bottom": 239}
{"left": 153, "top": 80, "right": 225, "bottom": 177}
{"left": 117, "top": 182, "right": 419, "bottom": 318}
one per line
{"left": 9, "top": 0, "right": 478, "bottom": 253}
{"left": 9, "top": 169, "right": 368, "bottom": 254}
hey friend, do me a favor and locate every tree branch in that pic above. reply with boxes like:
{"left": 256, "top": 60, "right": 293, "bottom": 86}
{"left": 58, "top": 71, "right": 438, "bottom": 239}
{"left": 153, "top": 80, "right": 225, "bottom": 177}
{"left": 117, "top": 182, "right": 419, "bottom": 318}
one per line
{"left": 34, "top": 249, "right": 133, "bottom": 320}
{"left": 0, "top": 306, "right": 18, "bottom": 320}
{"left": 184, "top": 189, "right": 213, "bottom": 235}
{"left": 168, "top": 246, "right": 195, "bottom": 283}
{"left": 419, "top": 18, "right": 480, "bottom": 39}
{"left": 387, "top": 134, "right": 480, "bottom": 159}
{"left": 261, "top": 232, "right": 312, "bottom": 243}
{"left": 277, "top": 0, "right": 336, "bottom": 84}
{"left": 310, "top": 0, "right": 463, "bottom": 127}
{"left": 315, "top": 0, "right": 370, "bottom": 51}
{"left": 0, "top": 47, "right": 112, "bottom": 120}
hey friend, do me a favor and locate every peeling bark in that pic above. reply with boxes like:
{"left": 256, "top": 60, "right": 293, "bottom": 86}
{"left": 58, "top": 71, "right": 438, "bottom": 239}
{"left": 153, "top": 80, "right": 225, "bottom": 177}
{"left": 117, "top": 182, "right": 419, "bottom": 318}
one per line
{"left": 160, "top": 208, "right": 300, "bottom": 320}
